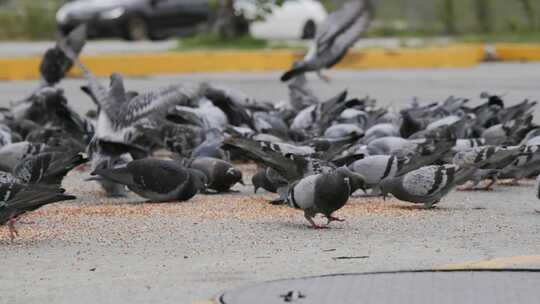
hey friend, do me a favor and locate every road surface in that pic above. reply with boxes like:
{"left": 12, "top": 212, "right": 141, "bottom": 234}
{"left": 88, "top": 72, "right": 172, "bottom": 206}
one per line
{"left": 0, "top": 64, "right": 540, "bottom": 304}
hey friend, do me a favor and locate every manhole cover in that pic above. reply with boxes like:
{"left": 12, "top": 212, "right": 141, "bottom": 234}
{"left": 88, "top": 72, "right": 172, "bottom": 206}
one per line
{"left": 219, "top": 270, "right": 540, "bottom": 304}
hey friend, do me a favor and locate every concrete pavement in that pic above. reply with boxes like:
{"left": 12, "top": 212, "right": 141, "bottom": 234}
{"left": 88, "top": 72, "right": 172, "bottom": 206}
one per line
{"left": 0, "top": 65, "right": 540, "bottom": 304}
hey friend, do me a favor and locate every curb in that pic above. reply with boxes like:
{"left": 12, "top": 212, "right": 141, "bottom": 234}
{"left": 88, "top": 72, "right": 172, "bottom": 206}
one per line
{"left": 0, "top": 45, "right": 485, "bottom": 81}
{"left": 494, "top": 43, "right": 540, "bottom": 61}
{"left": 435, "top": 255, "right": 540, "bottom": 270}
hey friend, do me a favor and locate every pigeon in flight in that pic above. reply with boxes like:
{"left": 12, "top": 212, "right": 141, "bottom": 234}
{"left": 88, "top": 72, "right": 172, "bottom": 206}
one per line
{"left": 39, "top": 25, "right": 87, "bottom": 87}
{"left": 281, "top": 0, "right": 373, "bottom": 82}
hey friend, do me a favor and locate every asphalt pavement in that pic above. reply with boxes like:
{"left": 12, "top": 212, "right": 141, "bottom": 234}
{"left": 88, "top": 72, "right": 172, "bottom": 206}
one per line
{"left": 1, "top": 64, "right": 540, "bottom": 304}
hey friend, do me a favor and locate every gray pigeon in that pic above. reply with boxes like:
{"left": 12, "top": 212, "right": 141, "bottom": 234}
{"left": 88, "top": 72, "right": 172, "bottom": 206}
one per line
{"left": 0, "top": 183, "right": 76, "bottom": 241}
{"left": 0, "top": 142, "right": 61, "bottom": 172}
{"left": 364, "top": 123, "right": 400, "bottom": 144}
{"left": 288, "top": 74, "right": 319, "bottom": 111}
{"left": 188, "top": 157, "right": 243, "bottom": 193}
{"left": 499, "top": 145, "right": 540, "bottom": 183}
{"left": 91, "top": 158, "right": 207, "bottom": 202}
{"left": 380, "top": 165, "right": 474, "bottom": 208}
{"left": 452, "top": 145, "right": 527, "bottom": 170}
{"left": 59, "top": 40, "right": 199, "bottom": 144}
{"left": 287, "top": 167, "right": 365, "bottom": 228}
{"left": 251, "top": 167, "right": 290, "bottom": 204}
{"left": 13, "top": 151, "right": 88, "bottom": 186}
{"left": 324, "top": 124, "right": 364, "bottom": 139}
{"left": 60, "top": 40, "right": 199, "bottom": 197}
{"left": 350, "top": 155, "right": 408, "bottom": 195}
{"left": 191, "top": 128, "right": 228, "bottom": 160}
{"left": 281, "top": 0, "right": 373, "bottom": 81}
{"left": 536, "top": 175, "right": 540, "bottom": 199}
{"left": 252, "top": 169, "right": 281, "bottom": 194}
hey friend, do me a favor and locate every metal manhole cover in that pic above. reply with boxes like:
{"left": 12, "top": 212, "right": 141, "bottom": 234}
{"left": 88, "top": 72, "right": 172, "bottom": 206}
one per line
{"left": 219, "top": 270, "right": 540, "bottom": 304}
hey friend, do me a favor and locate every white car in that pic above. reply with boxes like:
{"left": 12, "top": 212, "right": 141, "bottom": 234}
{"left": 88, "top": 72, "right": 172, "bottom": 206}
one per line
{"left": 236, "top": 0, "right": 327, "bottom": 40}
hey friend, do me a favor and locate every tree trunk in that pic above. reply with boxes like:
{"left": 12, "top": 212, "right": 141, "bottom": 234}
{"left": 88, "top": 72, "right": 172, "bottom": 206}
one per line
{"left": 474, "top": 0, "right": 492, "bottom": 33}
{"left": 518, "top": 0, "right": 535, "bottom": 30}
{"left": 441, "top": 0, "right": 456, "bottom": 35}
{"left": 213, "top": 0, "right": 248, "bottom": 39}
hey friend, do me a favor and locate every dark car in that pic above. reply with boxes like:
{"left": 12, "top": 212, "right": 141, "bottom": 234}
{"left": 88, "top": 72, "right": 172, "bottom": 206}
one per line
{"left": 56, "top": 0, "right": 214, "bottom": 40}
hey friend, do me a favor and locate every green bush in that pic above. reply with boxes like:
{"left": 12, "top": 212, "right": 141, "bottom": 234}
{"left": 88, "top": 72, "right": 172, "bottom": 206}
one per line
{"left": 0, "top": 1, "right": 61, "bottom": 40}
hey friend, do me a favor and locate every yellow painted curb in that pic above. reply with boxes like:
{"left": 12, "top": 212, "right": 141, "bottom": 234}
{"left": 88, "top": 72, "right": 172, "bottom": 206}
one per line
{"left": 435, "top": 255, "right": 540, "bottom": 270}
{"left": 0, "top": 45, "right": 485, "bottom": 81}
{"left": 495, "top": 43, "right": 540, "bottom": 61}
{"left": 337, "top": 45, "right": 485, "bottom": 69}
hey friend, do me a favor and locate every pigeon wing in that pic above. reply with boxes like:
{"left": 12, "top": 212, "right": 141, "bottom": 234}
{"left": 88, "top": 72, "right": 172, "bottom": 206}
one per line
{"left": 105, "top": 84, "right": 200, "bottom": 129}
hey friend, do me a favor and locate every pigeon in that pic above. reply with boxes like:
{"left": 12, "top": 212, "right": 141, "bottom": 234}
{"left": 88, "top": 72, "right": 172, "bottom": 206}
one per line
{"left": 281, "top": 0, "right": 373, "bottom": 81}
{"left": 252, "top": 169, "right": 281, "bottom": 194}
{"left": 499, "top": 145, "right": 540, "bottom": 183}
{"left": 59, "top": 39, "right": 199, "bottom": 145}
{"left": 288, "top": 74, "right": 319, "bottom": 111}
{"left": 91, "top": 158, "right": 207, "bottom": 202}
{"left": 350, "top": 155, "right": 409, "bottom": 195}
{"left": 324, "top": 124, "right": 364, "bottom": 139}
{"left": 13, "top": 151, "right": 88, "bottom": 186}
{"left": 58, "top": 40, "right": 203, "bottom": 196}
{"left": 199, "top": 83, "right": 255, "bottom": 128}
{"left": 87, "top": 139, "right": 146, "bottom": 197}
{"left": 364, "top": 123, "right": 400, "bottom": 143}
{"left": 191, "top": 128, "right": 228, "bottom": 160}
{"left": 379, "top": 165, "right": 475, "bottom": 208}
{"left": 0, "top": 183, "right": 76, "bottom": 241}
{"left": 39, "top": 25, "right": 87, "bottom": 87}
{"left": 287, "top": 166, "right": 365, "bottom": 228}
{"left": 536, "top": 175, "right": 540, "bottom": 199}
{"left": 224, "top": 136, "right": 343, "bottom": 204}
{"left": 188, "top": 157, "right": 243, "bottom": 193}
{"left": 452, "top": 145, "right": 527, "bottom": 170}
{"left": 0, "top": 142, "right": 63, "bottom": 172}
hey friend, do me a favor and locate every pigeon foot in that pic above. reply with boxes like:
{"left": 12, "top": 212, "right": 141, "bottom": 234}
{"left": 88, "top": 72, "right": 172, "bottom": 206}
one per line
{"left": 326, "top": 215, "right": 345, "bottom": 225}
{"left": 317, "top": 71, "right": 331, "bottom": 83}
{"left": 7, "top": 217, "right": 19, "bottom": 242}
{"left": 305, "top": 216, "right": 329, "bottom": 229}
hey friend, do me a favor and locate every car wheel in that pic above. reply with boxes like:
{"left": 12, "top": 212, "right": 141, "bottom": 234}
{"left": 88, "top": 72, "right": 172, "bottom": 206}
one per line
{"left": 301, "top": 20, "right": 316, "bottom": 40}
{"left": 125, "top": 16, "right": 149, "bottom": 41}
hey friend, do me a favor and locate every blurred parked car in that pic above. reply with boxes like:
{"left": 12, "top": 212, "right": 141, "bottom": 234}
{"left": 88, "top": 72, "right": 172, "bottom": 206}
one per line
{"left": 235, "top": 0, "right": 327, "bottom": 40}
{"left": 56, "top": 0, "right": 214, "bottom": 40}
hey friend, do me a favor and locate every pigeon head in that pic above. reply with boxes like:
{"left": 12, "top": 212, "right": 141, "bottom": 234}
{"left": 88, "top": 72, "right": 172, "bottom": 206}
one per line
{"left": 251, "top": 171, "right": 266, "bottom": 194}
{"left": 226, "top": 167, "right": 244, "bottom": 186}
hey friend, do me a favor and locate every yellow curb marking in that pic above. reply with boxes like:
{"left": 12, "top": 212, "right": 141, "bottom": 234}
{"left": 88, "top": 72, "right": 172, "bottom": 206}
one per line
{"left": 436, "top": 255, "right": 540, "bottom": 270}
{"left": 0, "top": 45, "right": 484, "bottom": 81}
{"left": 495, "top": 43, "right": 540, "bottom": 61}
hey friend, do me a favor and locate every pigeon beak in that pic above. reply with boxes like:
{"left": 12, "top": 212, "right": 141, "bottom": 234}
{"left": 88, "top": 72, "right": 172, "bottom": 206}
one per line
{"left": 253, "top": 186, "right": 259, "bottom": 194}
{"left": 239, "top": 180, "right": 245, "bottom": 186}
